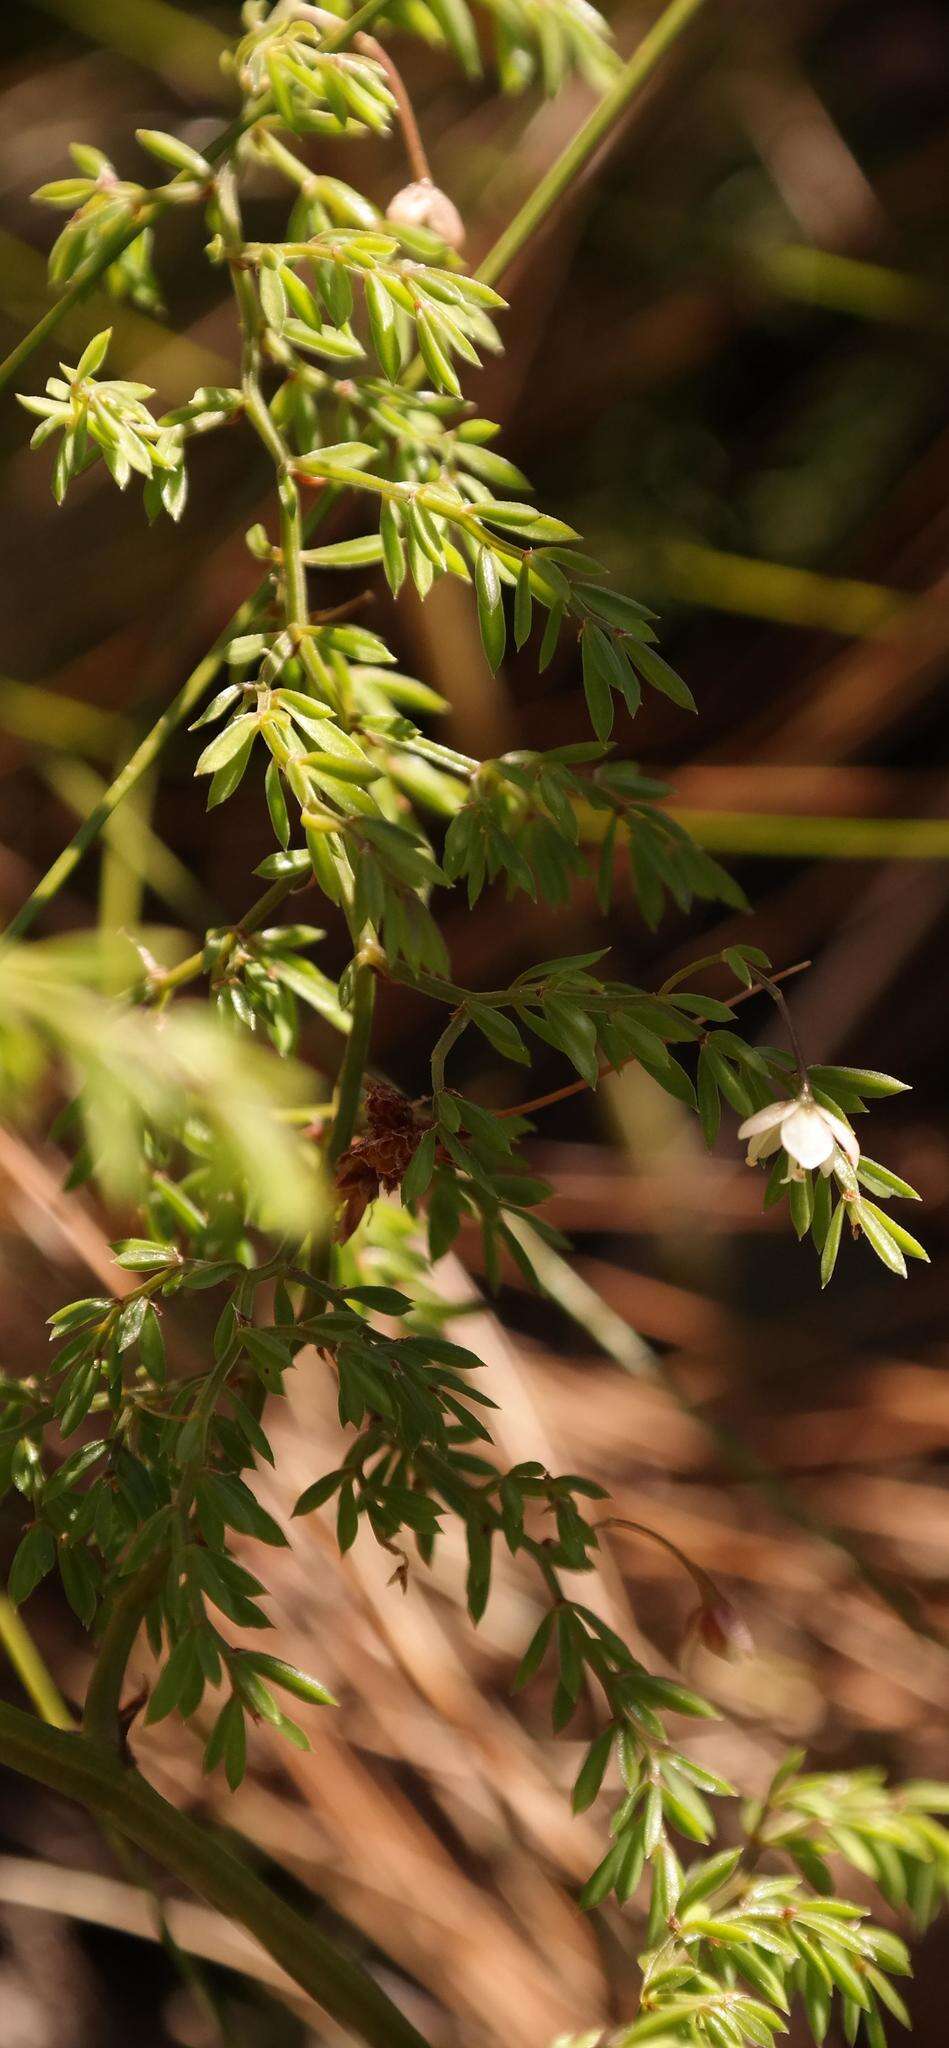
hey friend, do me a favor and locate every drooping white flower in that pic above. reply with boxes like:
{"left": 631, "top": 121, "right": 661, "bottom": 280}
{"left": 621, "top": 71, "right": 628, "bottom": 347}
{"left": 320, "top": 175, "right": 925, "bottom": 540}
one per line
{"left": 738, "top": 1092, "right": 859, "bottom": 1179}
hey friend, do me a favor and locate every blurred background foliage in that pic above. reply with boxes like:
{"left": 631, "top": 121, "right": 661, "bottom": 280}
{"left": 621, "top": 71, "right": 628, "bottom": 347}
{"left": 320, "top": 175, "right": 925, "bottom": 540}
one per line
{"left": 0, "top": 1, "right": 947, "bottom": 2043}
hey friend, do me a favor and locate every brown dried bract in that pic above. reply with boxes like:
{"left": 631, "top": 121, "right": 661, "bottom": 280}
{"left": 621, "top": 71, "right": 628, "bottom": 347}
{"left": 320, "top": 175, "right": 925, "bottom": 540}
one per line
{"left": 334, "top": 1080, "right": 430, "bottom": 1241}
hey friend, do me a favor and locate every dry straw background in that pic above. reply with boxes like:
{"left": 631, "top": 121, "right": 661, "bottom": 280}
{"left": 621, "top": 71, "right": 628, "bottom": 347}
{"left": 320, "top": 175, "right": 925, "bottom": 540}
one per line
{"left": 0, "top": 1, "right": 947, "bottom": 2042}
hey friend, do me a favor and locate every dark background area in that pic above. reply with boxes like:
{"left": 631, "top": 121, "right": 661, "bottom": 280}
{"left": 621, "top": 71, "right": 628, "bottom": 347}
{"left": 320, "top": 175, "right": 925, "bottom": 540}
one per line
{"left": 0, "top": 2, "right": 947, "bottom": 2043}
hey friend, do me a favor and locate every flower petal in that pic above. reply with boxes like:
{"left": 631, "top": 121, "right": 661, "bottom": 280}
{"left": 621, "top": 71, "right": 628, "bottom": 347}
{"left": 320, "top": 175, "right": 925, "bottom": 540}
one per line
{"left": 737, "top": 1100, "right": 792, "bottom": 1141}
{"left": 820, "top": 1106, "right": 860, "bottom": 1167}
{"left": 746, "top": 1126, "right": 783, "bottom": 1166}
{"left": 780, "top": 1101, "right": 835, "bottom": 1170}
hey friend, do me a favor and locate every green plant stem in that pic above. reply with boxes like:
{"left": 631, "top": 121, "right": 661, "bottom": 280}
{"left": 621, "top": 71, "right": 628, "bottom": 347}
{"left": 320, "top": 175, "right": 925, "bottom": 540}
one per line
{"left": 0, "top": 1590, "right": 228, "bottom": 2034}
{"left": 327, "top": 961, "right": 377, "bottom": 1161}
{"left": 41, "top": 754, "right": 211, "bottom": 925}
{"left": 81, "top": 1552, "right": 167, "bottom": 1748}
{"left": 151, "top": 872, "right": 302, "bottom": 999}
{"left": 755, "top": 971, "right": 810, "bottom": 1093}
{"left": 0, "top": 1698, "right": 430, "bottom": 2048}
{"left": 0, "top": 204, "right": 160, "bottom": 397}
{"left": 84, "top": 164, "right": 353, "bottom": 1740}
{"left": 225, "top": 161, "right": 382, "bottom": 1163}
{"left": 0, "top": 630, "right": 244, "bottom": 948}
{"left": 430, "top": 1008, "right": 468, "bottom": 1093}
{"left": 325, "top": 0, "right": 396, "bottom": 51}
{"left": 0, "top": 480, "right": 334, "bottom": 949}
{"left": 0, "top": 674, "right": 126, "bottom": 757}
{"left": 223, "top": 164, "right": 382, "bottom": 1163}
{"left": 669, "top": 808, "right": 949, "bottom": 861}
{"left": 31, "top": 0, "right": 229, "bottom": 97}
{"left": 476, "top": 0, "right": 712, "bottom": 287}
{"left": 0, "top": 1592, "right": 73, "bottom": 1728}
{"left": 279, "top": 483, "right": 309, "bottom": 629}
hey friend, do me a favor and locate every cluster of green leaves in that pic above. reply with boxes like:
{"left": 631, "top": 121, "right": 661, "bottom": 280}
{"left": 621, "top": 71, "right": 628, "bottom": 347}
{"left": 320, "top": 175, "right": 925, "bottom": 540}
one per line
{"left": 202, "top": 915, "right": 348, "bottom": 1048}
{"left": 800, "top": 1076, "right": 928, "bottom": 1284}
{"left": 443, "top": 744, "right": 746, "bottom": 923}
{"left": 7, "top": 7, "right": 941, "bottom": 2045}
{"left": 235, "top": 0, "right": 619, "bottom": 104}
{"left": 234, "top": 13, "right": 398, "bottom": 138}
{"left": 558, "top": 1756, "right": 949, "bottom": 2048}
{"left": 4, "top": 1247, "right": 511, "bottom": 1774}
{"left": 17, "top": 329, "right": 186, "bottom": 507}
{"left": 410, "top": 951, "right": 735, "bottom": 1253}
{"left": 349, "top": 945, "right": 918, "bottom": 1289}
{"left": 403, "top": 1087, "right": 555, "bottom": 1280}
{"left": 0, "top": 1231, "right": 633, "bottom": 1794}
{"left": 284, "top": 434, "right": 706, "bottom": 714}
{"left": 11, "top": 0, "right": 924, "bottom": 1766}
{"left": 743, "top": 1760, "right": 949, "bottom": 1928}
{"left": 0, "top": 935, "right": 318, "bottom": 1224}
{"left": 246, "top": 225, "right": 506, "bottom": 394}
{"left": 32, "top": 142, "right": 164, "bottom": 311}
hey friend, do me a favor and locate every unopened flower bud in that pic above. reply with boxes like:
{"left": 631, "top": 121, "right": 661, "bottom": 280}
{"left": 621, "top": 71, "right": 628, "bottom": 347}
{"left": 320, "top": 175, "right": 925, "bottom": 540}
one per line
{"left": 386, "top": 177, "right": 465, "bottom": 251}
{"left": 688, "top": 1593, "right": 754, "bottom": 1663}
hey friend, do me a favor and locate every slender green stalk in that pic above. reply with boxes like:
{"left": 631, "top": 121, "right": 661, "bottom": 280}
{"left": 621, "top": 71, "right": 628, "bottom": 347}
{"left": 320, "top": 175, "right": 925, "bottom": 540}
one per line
{"left": 40, "top": 755, "right": 212, "bottom": 924}
{"left": 327, "top": 961, "right": 377, "bottom": 1161}
{"left": 151, "top": 872, "right": 303, "bottom": 1000}
{"left": 750, "top": 241, "right": 943, "bottom": 330}
{"left": 477, "top": 0, "right": 712, "bottom": 286}
{"left": 650, "top": 537, "right": 908, "bottom": 636}
{"left": 30, "top": 0, "right": 229, "bottom": 98}
{"left": 0, "top": 1589, "right": 228, "bottom": 2033}
{"left": 430, "top": 1009, "right": 469, "bottom": 1094}
{"left": 578, "top": 798, "right": 949, "bottom": 861}
{"left": 0, "top": 1593, "right": 73, "bottom": 1728}
{"left": 97, "top": 752, "right": 153, "bottom": 931}
{"left": 204, "top": 151, "right": 378, "bottom": 1157}
{"left": 0, "top": 634, "right": 236, "bottom": 947}
{"left": 279, "top": 484, "right": 310, "bottom": 629}
{"left": 0, "top": 1698, "right": 430, "bottom": 2048}
{"left": 223, "top": 158, "right": 382, "bottom": 1162}
{"left": 324, "top": 0, "right": 396, "bottom": 50}
{"left": 0, "top": 478, "right": 351, "bottom": 950}
{"left": 0, "top": 205, "right": 159, "bottom": 397}
{"left": 81, "top": 1552, "right": 167, "bottom": 1748}
{"left": 0, "top": 674, "right": 125, "bottom": 756}
{"left": 669, "top": 807, "right": 949, "bottom": 861}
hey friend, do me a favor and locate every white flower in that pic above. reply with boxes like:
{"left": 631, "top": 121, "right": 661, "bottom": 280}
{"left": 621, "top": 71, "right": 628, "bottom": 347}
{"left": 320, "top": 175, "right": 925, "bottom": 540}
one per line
{"left": 737, "top": 1092, "right": 859, "bottom": 1179}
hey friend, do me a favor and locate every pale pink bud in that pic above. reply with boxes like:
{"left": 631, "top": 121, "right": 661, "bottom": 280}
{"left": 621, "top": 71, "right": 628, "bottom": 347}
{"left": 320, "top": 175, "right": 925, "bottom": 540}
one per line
{"left": 386, "top": 178, "right": 465, "bottom": 251}
{"left": 688, "top": 1593, "right": 754, "bottom": 1663}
